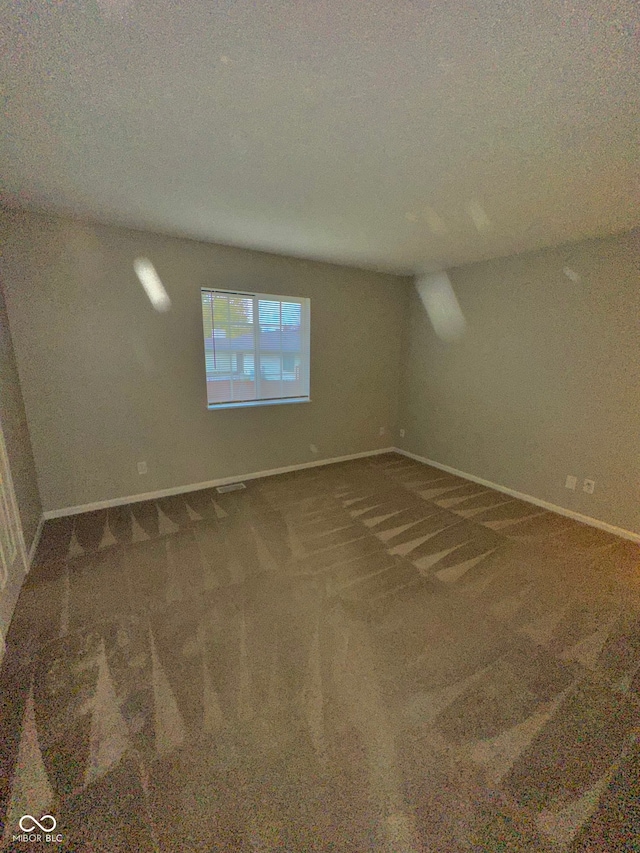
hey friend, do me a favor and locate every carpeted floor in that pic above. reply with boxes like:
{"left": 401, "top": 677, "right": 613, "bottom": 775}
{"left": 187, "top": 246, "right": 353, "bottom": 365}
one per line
{"left": 1, "top": 452, "right": 639, "bottom": 852}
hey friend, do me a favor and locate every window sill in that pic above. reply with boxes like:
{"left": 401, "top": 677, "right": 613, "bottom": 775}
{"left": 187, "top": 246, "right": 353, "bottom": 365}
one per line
{"left": 207, "top": 397, "right": 311, "bottom": 411}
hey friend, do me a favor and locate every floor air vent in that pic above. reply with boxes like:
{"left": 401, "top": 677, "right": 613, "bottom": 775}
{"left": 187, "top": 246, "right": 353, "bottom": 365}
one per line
{"left": 216, "top": 482, "right": 246, "bottom": 494}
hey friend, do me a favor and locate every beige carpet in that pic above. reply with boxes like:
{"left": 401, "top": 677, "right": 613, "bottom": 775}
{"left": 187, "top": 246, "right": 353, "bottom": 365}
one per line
{"left": 1, "top": 453, "right": 639, "bottom": 851}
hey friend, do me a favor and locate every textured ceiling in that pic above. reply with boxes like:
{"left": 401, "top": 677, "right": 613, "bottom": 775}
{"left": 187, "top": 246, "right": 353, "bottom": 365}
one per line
{"left": 1, "top": 0, "right": 638, "bottom": 273}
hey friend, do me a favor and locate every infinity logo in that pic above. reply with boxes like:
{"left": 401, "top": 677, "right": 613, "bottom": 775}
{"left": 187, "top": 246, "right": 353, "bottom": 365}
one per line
{"left": 19, "top": 814, "right": 57, "bottom": 832}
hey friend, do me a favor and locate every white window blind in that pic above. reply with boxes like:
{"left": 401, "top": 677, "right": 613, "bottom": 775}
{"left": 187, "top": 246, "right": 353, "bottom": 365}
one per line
{"left": 201, "top": 289, "right": 310, "bottom": 409}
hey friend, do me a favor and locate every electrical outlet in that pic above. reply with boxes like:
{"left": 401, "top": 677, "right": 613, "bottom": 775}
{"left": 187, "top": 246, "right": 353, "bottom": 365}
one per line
{"left": 379, "top": 426, "right": 386, "bottom": 436}
{"left": 137, "top": 461, "right": 148, "bottom": 475}
{"left": 565, "top": 475, "right": 577, "bottom": 490}
{"left": 309, "top": 444, "right": 319, "bottom": 455}
{"left": 583, "top": 479, "right": 595, "bottom": 494}
{"left": 400, "top": 429, "right": 406, "bottom": 438}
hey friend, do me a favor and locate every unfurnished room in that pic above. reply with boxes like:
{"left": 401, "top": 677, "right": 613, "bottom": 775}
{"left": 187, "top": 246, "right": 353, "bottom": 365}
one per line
{"left": 0, "top": 1, "right": 639, "bottom": 851}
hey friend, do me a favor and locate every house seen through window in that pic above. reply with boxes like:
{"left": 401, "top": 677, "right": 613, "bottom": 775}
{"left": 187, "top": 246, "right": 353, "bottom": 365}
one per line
{"left": 201, "top": 289, "right": 310, "bottom": 409}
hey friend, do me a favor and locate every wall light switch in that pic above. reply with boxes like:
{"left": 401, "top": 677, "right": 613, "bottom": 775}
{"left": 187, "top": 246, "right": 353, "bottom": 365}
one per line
{"left": 137, "top": 461, "right": 148, "bottom": 475}
{"left": 565, "top": 475, "right": 577, "bottom": 490}
{"left": 583, "top": 479, "right": 595, "bottom": 494}
{"left": 379, "top": 426, "right": 386, "bottom": 436}
{"left": 400, "top": 429, "right": 406, "bottom": 438}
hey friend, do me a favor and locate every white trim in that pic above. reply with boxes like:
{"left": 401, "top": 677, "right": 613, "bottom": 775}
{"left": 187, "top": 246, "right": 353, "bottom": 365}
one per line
{"left": 0, "top": 419, "right": 28, "bottom": 576}
{"left": 208, "top": 397, "right": 310, "bottom": 410}
{"left": 26, "top": 515, "right": 45, "bottom": 571}
{"left": 42, "top": 448, "right": 396, "bottom": 519}
{"left": 394, "top": 448, "right": 640, "bottom": 544}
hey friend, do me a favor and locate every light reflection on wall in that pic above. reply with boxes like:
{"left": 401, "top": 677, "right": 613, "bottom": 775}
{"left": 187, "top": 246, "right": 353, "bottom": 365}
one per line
{"left": 133, "top": 258, "right": 172, "bottom": 312}
{"left": 415, "top": 272, "right": 466, "bottom": 343}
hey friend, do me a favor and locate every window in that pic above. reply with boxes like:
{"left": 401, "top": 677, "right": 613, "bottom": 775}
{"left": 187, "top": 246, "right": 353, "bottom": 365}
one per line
{"left": 201, "top": 289, "right": 310, "bottom": 409}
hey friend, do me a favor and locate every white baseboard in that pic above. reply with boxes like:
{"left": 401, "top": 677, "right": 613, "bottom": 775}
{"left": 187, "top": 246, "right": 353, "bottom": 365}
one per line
{"left": 26, "top": 515, "right": 45, "bottom": 570}
{"left": 394, "top": 448, "right": 640, "bottom": 544}
{"left": 43, "top": 447, "right": 396, "bottom": 519}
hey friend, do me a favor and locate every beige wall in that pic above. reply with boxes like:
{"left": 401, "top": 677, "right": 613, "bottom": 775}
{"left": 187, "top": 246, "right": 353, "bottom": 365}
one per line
{"left": 399, "top": 230, "right": 640, "bottom": 535}
{"left": 0, "top": 210, "right": 408, "bottom": 513}
{"left": 0, "top": 282, "right": 42, "bottom": 548}
{"left": 3, "top": 207, "right": 636, "bottom": 536}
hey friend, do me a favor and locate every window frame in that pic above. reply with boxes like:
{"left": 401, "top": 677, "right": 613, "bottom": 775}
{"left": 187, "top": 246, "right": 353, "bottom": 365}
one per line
{"left": 201, "top": 288, "right": 311, "bottom": 411}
